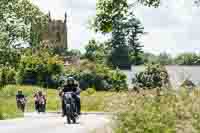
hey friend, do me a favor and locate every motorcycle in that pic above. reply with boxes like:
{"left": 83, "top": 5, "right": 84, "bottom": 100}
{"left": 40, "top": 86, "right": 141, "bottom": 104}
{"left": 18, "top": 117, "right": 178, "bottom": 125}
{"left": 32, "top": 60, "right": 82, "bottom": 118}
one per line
{"left": 37, "top": 97, "right": 46, "bottom": 113}
{"left": 17, "top": 98, "right": 26, "bottom": 112}
{"left": 63, "top": 92, "right": 77, "bottom": 124}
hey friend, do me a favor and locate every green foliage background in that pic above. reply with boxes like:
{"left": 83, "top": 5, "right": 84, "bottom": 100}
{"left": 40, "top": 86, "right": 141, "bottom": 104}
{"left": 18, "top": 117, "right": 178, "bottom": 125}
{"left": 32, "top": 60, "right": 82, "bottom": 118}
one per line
{"left": 134, "top": 64, "right": 170, "bottom": 88}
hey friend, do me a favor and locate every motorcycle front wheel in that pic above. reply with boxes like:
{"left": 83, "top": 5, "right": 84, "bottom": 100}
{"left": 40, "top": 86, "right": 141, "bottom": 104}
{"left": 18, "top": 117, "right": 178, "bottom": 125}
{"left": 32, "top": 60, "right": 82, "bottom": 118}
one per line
{"left": 66, "top": 115, "right": 71, "bottom": 124}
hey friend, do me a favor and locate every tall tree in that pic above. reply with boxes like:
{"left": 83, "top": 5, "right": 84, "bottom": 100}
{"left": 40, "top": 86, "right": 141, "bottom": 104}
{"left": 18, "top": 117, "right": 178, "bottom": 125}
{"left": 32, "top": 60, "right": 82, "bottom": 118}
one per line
{"left": 93, "top": 0, "right": 128, "bottom": 34}
{"left": 108, "top": 46, "right": 131, "bottom": 69}
{"left": 0, "top": 0, "right": 47, "bottom": 67}
{"left": 109, "top": 11, "right": 145, "bottom": 67}
{"left": 126, "top": 12, "right": 144, "bottom": 65}
{"left": 15, "top": 0, "right": 48, "bottom": 47}
{"left": 84, "top": 39, "right": 111, "bottom": 63}
{"left": 0, "top": 0, "right": 47, "bottom": 47}
{"left": 93, "top": 0, "right": 160, "bottom": 34}
{"left": 108, "top": 13, "right": 132, "bottom": 69}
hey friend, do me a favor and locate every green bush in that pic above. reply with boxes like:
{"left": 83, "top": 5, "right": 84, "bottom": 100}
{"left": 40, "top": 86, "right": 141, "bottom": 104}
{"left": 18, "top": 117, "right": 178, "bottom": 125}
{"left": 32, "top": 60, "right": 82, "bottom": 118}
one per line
{"left": 180, "top": 79, "right": 196, "bottom": 88}
{"left": 0, "top": 66, "right": 16, "bottom": 88}
{"left": 134, "top": 64, "right": 170, "bottom": 88}
{"left": 78, "top": 71, "right": 96, "bottom": 90}
{"left": 78, "top": 70, "right": 111, "bottom": 91}
{"left": 16, "top": 52, "right": 63, "bottom": 88}
{"left": 82, "top": 88, "right": 96, "bottom": 96}
{"left": 109, "top": 69, "right": 127, "bottom": 91}
{"left": 64, "top": 61, "right": 127, "bottom": 91}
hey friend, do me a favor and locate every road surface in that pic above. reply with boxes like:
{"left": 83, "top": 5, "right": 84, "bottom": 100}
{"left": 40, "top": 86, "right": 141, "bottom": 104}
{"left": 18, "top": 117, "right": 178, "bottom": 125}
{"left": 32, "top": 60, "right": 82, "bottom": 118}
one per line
{"left": 0, "top": 113, "right": 110, "bottom": 133}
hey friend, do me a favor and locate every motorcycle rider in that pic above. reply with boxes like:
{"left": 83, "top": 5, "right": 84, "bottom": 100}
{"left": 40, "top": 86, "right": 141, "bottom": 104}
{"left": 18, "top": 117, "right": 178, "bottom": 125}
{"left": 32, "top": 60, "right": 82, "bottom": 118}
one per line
{"left": 34, "top": 91, "right": 46, "bottom": 112}
{"left": 59, "top": 77, "right": 81, "bottom": 116}
{"left": 38, "top": 91, "right": 46, "bottom": 112}
{"left": 16, "top": 90, "right": 26, "bottom": 112}
{"left": 34, "top": 91, "right": 39, "bottom": 111}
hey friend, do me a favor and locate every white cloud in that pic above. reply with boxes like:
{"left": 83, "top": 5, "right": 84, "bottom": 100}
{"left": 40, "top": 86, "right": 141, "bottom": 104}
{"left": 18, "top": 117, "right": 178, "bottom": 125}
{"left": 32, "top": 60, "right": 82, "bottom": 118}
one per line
{"left": 135, "top": 0, "right": 200, "bottom": 55}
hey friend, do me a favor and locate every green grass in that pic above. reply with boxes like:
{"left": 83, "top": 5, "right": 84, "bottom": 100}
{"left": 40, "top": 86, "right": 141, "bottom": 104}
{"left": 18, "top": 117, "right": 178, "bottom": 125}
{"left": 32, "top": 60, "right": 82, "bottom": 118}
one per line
{"left": 0, "top": 85, "right": 61, "bottom": 119}
{"left": 81, "top": 88, "right": 200, "bottom": 133}
{"left": 112, "top": 89, "right": 200, "bottom": 133}
{"left": 0, "top": 97, "right": 23, "bottom": 120}
{"left": 2, "top": 85, "right": 200, "bottom": 133}
{"left": 0, "top": 85, "right": 115, "bottom": 120}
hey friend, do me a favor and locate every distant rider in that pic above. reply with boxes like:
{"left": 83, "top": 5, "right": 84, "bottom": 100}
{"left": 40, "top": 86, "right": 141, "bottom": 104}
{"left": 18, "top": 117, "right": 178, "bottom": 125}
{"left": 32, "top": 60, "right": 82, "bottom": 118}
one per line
{"left": 34, "top": 91, "right": 46, "bottom": 112}
{"left": 34, "top": 91, "right": 39, "bottom": 111}
{"left": 59, "top": 77, "right": 81, "bottom": 116}
{"left": 16, "top": 90, "right": 26, "bottom": 112}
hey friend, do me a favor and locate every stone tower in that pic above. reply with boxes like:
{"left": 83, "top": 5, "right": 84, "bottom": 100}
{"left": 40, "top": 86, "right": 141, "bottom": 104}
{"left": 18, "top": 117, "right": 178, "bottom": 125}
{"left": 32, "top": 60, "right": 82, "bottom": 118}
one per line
{"left": 42, "top": 12, "right": 68, "bottom": 52}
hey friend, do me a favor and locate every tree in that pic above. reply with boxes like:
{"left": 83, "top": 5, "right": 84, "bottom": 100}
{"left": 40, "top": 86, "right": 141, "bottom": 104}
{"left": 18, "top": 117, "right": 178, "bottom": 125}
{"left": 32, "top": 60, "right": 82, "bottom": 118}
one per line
{"left": 93, "top": 0, "right": 128, "bottom": 34}
{"left": 0, "top": 10, "right": 30, "bottom": 47}
{"left": 138, "top": 0, "right": 160, "bottom": 7}
{"left": 108, "top": 10, "right": 145, "bottom": 68}
{"left": 0, "top": 19, "right": 28, "bottom": 67}
{"left": 0, "top": 0, "right": 47, "bottom": 67}
{"left": 14, "top": 0, "right": 48, "bottom": 47}
{"left": 92, "top": 0, "right": 147, "bottom": 68}
{"left": 108, "top": 11, "right": 132, "bottom": 69}
{"left": 111, "top": 14, "right": 127, "bottom": 49}
{"left": 94, "top": 0, "right": 200, "bottom": 34}
{"left": 93, "top": 0, "right": 160, "bottom": 34}
{"left": 84, "top": 39, "right": 100, "bottom": 61}
{"left": 134, "top": 64, "right": 170, "bottom": 88}
{"left": 108, "top": 46, "right": 131, "bottom": 69}
{"left": 141, "top": 52, "right": 156, "bottom": 64}
{"left": 65, "top": 49, "right": 81, "bottom": 57}
{"left": 156, "top": 52, "right": 173, "bottom": 65}
{"left": 0, "top": 41, "right": 20, "bottom": 68}
{"left": 0, "top": 0, "right": 47, "bottom": 47}
{"left": 16, "top": 51, "right": 64, "bottom": 88}
{"left": 175, "top": 53, "right": 200, "bottom": 65}
{"left": 126, "top": 12, "right": 144, "bottom": 65}
{"left": 84, "top": 39, "right": 110, "bottom": 63}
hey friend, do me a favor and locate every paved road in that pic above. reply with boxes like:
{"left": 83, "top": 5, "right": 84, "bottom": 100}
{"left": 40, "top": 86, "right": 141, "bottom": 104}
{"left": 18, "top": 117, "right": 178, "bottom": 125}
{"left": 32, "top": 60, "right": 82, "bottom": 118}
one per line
{"left": 0, "top": 113, "right": 110, "bottom": 133}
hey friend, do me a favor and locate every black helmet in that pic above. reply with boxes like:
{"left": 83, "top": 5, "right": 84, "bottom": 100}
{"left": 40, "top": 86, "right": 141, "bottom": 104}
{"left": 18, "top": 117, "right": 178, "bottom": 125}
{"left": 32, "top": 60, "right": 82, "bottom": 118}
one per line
{"left": 38, "top": 91, "right": 43, "bottom": 96}
{"left": 18, "top": 90, "right": 22, "bottom": 94}
{"left": 67, "top": 76, "right": 75, "bottom": 85}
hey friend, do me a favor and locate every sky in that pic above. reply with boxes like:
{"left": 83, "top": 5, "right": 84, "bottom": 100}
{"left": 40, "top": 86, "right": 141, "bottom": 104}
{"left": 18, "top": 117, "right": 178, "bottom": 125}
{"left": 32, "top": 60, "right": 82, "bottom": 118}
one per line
{"left": 31, "top": 0, "right": 200, "bottom": 56}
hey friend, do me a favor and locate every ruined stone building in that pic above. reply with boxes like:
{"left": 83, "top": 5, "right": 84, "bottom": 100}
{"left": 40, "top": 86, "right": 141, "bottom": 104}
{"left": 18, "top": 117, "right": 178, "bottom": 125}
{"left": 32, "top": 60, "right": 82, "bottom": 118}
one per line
{"left": 41, "top": 12, "right": 80, "bottom": 66}
{"left": 42, "top": 12, "right": 68, "bottom": 52}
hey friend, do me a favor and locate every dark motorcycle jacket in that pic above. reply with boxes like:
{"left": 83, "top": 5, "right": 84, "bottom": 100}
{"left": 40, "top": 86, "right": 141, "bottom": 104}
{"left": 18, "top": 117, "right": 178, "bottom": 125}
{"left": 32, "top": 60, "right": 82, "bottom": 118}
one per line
{"left": 60, "top": 84, "right": 81, "bottom": 96}
{"left": 16, "top": 94, "right": 25, "bottom": 100}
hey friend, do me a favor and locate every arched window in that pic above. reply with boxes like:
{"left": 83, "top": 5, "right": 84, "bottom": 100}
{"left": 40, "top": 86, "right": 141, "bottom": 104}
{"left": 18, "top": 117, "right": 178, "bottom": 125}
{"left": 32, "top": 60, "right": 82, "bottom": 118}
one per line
{"left": 56, "top": 32, "right": 61, "bottom": 42}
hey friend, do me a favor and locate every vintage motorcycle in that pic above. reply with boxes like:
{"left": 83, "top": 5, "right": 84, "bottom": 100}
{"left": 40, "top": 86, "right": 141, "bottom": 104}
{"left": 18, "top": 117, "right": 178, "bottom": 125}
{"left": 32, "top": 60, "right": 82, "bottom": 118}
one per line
{"left": 63, "top": 92, "right": 77, "bottom": 124}
{"left": 17, "top": 98, "right": 26, "bottom": 112}
{"left": 37, "top": 96, "right": 46, "bottom": 113}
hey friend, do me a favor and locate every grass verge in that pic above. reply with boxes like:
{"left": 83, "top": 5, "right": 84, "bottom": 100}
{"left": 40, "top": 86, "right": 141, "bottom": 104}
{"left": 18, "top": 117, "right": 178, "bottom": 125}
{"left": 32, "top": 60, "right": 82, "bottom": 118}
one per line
{"left": 2, "top": 85, "right": 200, "bottom": 133}
{"left": 0, "top": 85, "right": 115, "bottom": 119}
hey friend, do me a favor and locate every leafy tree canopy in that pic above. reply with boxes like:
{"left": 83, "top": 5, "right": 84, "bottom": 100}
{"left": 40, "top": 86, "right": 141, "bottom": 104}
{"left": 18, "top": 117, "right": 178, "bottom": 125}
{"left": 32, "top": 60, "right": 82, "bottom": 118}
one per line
{"left": 0, "top": 0, "right": 47, "bottom": 47}
{"left": 0, "top": 0, "right": 48, "bottom": 67}
{"left": 84, "top": 39, "right": 111, "bottom": 63}
{"left": 93, "top": 0, "right": 160, "bottom": 33}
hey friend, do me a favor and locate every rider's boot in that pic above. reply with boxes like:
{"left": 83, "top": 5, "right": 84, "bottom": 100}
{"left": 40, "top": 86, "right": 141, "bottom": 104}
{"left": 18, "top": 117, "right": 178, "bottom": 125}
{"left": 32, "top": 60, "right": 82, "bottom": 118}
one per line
{"left": 77, "top": 98, "right": 81, "bottom": 115}
{"left": 73, "top": 96, "right": 81, "bottom": 115}
{"left": 61, "top": 100, "right": 66, "bottom": 117}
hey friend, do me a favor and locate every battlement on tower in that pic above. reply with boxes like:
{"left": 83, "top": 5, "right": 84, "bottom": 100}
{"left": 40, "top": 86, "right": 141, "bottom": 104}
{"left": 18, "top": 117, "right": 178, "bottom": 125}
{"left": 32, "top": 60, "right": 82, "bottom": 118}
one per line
{"left": 41, "top": 12, "right": 68, "bottom": 52}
